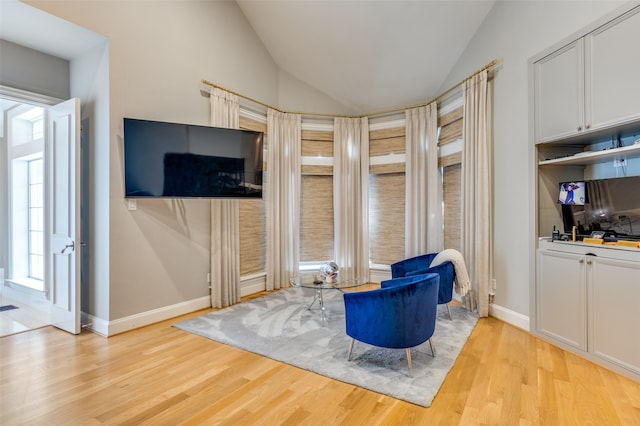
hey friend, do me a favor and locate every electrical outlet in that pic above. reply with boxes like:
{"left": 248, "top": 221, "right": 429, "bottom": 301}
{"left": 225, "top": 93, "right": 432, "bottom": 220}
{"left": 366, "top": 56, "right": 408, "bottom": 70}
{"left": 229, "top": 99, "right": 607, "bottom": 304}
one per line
{"left": 614, "top": 158, "right": 626, "bottom": 168}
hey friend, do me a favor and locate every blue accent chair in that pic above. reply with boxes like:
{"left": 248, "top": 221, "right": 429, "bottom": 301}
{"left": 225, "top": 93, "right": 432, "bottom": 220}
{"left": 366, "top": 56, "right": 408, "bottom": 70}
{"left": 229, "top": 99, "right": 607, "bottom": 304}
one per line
{"left": 343, "top": 273, "right": 439, "bottom": 376}
{"left": 390, "top": 253, "right": 455, "bottom": 319}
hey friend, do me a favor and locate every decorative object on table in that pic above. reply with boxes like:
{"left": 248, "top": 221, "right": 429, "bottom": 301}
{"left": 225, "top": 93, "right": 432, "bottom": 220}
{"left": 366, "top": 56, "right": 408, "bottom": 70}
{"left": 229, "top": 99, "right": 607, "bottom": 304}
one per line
{"left": 319, "top": 261, "right": 339, "bottom": 283}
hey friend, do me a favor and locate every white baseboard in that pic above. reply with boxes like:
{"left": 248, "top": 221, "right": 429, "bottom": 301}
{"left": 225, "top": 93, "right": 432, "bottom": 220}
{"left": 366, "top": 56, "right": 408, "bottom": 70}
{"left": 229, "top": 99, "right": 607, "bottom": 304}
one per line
{"left": 85, "top": 296, "right": 211, "bottom": 337}
{"left": 85, "top": 273, "right": 268, "bottom": 337}
{"left": 369, "top": 267, "right": 391, "bottom": 284}
{"left": 489, "top": 303, "right": 530, "bottom": 331}
{"left": 241, "top": 272, "right": 266, "bottom": 296}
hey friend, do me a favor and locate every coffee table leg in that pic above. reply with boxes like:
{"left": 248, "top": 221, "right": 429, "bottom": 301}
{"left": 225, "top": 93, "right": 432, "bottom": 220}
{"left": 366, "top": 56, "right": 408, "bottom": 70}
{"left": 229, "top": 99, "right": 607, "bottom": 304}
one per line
{"left": 307, "top": 288, "right": 326, "bottom": 312}
{"left": 307, "top": 287, "right": 321, "bottom": 310}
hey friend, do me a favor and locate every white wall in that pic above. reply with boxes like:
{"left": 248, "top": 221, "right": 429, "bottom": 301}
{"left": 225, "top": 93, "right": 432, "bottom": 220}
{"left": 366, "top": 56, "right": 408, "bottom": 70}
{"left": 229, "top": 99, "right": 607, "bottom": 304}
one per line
{"left": 27, "top": 0, "right": 281, "bottom": 324}
{"left": 277, "top": 69, "right": 360, "bottom": 117}
{"left": 440, "top": 0, "right": 628, "bottom": 321}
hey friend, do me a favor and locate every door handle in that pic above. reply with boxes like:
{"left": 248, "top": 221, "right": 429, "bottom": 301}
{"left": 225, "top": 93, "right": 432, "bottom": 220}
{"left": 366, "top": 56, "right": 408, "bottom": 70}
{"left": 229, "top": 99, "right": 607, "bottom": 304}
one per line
{"left": 61, "top": 241, "right": 75, "bottom": 254}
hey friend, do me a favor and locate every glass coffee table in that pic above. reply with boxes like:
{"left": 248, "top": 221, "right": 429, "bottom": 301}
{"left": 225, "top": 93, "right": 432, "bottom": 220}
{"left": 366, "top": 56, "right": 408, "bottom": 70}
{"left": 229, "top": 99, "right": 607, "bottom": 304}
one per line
{"left": 290, "top": 273, "right": 367, "bottom": 318}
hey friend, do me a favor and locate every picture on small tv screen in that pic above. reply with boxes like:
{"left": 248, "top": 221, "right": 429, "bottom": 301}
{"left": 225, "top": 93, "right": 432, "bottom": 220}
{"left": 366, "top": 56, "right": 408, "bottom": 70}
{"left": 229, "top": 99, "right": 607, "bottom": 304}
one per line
{"left": 558, "top": 181, "right": 586, "bottom": 205}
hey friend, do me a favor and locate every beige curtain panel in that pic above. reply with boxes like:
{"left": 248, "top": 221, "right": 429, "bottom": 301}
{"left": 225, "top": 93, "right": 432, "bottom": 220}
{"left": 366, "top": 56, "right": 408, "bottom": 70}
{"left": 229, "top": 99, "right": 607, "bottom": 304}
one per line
{"left": 405, "top": 101, "right": 442, "bottom": 257}
{"left": 266, "top": 109, "right": 302, "bottom": 291}
{"left": 333, "top": 117, "right": 370, "bottom": 280}
{"left": 462, "top": 70, "right": 493, "bottom": 317}
{"left": 209, "top": 87, "right": 241, "bottom": 308}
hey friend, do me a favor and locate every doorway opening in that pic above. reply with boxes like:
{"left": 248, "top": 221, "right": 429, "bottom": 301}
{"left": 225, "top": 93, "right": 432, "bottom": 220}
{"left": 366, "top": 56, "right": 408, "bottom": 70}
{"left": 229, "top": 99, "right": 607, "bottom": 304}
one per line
{"left": 1, "top": 98, "right": 52, "bottom": 336}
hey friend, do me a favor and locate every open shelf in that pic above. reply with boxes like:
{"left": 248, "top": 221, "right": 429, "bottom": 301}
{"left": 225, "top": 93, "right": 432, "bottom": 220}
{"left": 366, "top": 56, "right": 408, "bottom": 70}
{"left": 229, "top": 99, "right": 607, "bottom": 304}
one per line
{"left": 538, "top": 143, "right": 640, "bottom": 167}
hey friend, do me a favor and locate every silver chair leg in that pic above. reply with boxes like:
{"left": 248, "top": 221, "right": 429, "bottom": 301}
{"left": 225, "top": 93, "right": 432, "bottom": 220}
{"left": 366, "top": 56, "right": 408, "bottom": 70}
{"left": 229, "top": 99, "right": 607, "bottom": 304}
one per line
{"left": 347, "top": 338, "right": 355, "bottom": 361}
{"left": 446, "top": 303, "right": 452, "bottom": 320}
{"left": 406, "top": 348, "right": 413, "bottom": 377}
{"left": 428, "top": 337, "right": 436, "bottom": 356}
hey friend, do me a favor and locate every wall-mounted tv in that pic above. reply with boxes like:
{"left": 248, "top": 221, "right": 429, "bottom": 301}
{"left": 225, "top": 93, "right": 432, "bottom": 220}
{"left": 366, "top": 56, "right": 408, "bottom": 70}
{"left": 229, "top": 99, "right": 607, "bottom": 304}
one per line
{"left": 558, "top": 181, "right": 587, "bottom": 205}
{"left": 124, "top": 118, "right": 263, "bottom": 198}
{"left": 561, "top": 175, "right": 640, "bottom": 240}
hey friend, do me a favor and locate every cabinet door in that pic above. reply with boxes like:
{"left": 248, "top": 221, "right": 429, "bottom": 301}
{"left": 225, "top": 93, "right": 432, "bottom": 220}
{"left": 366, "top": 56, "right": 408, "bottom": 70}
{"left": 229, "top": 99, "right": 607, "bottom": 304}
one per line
{"left": 534, "top": 39, "right": 584, "bottom": 143}
{"left": 586, "top": 7, "right": 640, "bottom": 131}
{"left": 536, "top": 250, "right": 587, "bottom": 350}
{"left": 590, "top": 257, "right": 640, "bottom": 375}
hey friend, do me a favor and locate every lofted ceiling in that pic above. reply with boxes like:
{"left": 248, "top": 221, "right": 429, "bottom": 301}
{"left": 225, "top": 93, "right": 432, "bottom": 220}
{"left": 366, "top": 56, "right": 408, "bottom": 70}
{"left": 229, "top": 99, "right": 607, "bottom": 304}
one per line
{"left": 0, "top": 0, "right": 496, "bottom": 115}
{"left": 236, "top": 0, "right": 496, "bottom": 113}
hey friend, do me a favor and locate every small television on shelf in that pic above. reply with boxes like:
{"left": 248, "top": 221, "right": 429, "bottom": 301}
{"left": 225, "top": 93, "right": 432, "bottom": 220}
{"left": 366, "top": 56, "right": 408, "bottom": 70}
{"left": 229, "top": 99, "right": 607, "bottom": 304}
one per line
{"left": 123, "top": 118, "right": 263, "bottom": 198}
{"left": 558, "top": 181, "right": 586, "bottom": 205}
{"left": 561, "top": 176, "right": 640, "bottom": 240}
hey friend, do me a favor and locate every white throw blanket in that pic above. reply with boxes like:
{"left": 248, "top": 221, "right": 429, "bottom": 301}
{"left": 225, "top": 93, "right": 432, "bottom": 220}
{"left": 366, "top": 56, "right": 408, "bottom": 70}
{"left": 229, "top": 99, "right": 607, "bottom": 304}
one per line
{"left": 429, "top": 249, "right": 471, "bottom": 298}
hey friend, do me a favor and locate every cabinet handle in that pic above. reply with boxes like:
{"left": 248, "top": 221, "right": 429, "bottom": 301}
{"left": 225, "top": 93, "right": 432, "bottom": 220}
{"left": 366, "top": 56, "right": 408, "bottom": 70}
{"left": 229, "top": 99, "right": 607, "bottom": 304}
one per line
{"left": 587, "top": 259, "right": 593, "bottom": 265}
{"left": 585, "top": 123, "right": 591, "bottom": 129}
{"left": 577, "top": 125, "right": 582, "bottom": 131}
{"left": 579, "top": 258, "right": 584, "bottom": 264}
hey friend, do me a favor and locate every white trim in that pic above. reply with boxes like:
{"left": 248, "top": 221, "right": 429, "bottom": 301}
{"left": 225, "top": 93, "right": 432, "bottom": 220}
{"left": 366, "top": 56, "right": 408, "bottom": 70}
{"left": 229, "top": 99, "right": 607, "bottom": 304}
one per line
{"left": 369, "top": 118, "right": 406, "bottom": 131}
{"left": 240, "top": 272, "right": 266, "bottom": 296}
{"left": 440, "top": 138, "right": 463, "bottom": 157}
{"left": 0, "top": 85, "right": 62, "bottom": 107}
{"left": 301, "top": 156, "right": 333, "bottom": 166}
{"left": 239, "top": 107, "right": 267, "bottom": 124}
{"left": 96, "top": 296, "right": 211, "bottom": 336}
{"left": 301, "top": 122, "right": 333, "bottom": 132}
{"left": 489, "top": 303, "right": 530, "bottom": 331}
{"left": 370, "top": 153, "right": 406, "bottom": 165}
{"left": 369, "top": 264, "right": 391, "bottom": 284}
{"left": 439, "top": 96, "right": 464, "bottom": 115}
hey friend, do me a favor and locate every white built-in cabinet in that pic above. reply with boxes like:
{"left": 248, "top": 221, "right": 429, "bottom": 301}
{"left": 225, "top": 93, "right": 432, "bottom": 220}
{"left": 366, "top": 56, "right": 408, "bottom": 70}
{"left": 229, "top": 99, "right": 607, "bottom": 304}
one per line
{"left": 536, "top": 248, "right": 587, "bottom": 351}
{"left": 537, "top": 241, "right": 640, "bottom": 378}
{"left": 531, "top": 3, "right": 640, "bottom": 383}
{"left": 535, "top": 6, "right": 640, "bottom": 144}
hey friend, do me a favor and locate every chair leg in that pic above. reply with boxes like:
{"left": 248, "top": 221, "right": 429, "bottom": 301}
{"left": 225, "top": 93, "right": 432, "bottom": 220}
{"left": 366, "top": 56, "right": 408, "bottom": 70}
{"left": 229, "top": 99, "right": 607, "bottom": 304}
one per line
{"left": 446, "top": 303, "right": 452, "bottom": 320}
{"left": 428, "top": 337, "right": 436, "bottom": 356}
{"left": 406, "top": 348, "right": 413, "bottom": 377}
{"left": 347, "top": 338, "right": 355, "bottom": 361}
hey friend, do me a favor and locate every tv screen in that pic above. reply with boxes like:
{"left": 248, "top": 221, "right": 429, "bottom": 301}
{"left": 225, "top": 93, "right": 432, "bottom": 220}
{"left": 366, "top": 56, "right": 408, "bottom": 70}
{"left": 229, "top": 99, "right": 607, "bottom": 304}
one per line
{"left": 124, "top": 118, "right": 263, "bottom": 198}
{"left": 562, "top": 176, "right": 640, "bottom": 240}
{"left": 558, "top": 181, "right": 586, "bottom": 205}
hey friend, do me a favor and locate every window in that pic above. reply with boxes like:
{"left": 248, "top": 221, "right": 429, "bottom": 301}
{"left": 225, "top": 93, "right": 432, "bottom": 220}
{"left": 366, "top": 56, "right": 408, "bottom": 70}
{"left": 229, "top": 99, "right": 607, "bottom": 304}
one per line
{"left": 6, "top": 104, "right": 46, "bottom": 291}
{"left": 28, "top": 158, "right": 44, "bottom": 281}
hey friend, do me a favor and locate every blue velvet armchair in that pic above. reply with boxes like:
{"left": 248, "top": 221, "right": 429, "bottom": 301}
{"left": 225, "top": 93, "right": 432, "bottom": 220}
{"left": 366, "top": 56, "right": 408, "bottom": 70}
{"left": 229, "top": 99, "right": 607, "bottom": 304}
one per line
{"left": 343, "top": 273, "right": 439, "bottom": 376}
{"left": 390, "top": 253, "right": 455, "bottom": 319}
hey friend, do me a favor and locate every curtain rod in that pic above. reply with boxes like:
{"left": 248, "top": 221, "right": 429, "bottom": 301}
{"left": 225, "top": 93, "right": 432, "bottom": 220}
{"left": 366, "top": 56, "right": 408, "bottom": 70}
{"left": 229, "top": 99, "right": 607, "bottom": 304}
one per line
{"left": 201, "top": 58, "right": 499, "bottom": 119}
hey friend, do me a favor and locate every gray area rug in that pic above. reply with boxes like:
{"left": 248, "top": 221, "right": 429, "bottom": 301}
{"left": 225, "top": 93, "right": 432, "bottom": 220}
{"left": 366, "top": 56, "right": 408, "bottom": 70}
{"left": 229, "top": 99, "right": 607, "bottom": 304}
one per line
{"left": 174, "top": 287, "right": 478, "bottom": 407}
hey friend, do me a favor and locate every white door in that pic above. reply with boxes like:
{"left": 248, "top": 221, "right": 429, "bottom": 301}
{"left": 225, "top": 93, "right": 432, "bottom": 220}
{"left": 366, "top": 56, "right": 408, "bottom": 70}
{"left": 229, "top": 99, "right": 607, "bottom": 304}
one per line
{"left": 47, "top": 98, "right": 81, "bottom": 334}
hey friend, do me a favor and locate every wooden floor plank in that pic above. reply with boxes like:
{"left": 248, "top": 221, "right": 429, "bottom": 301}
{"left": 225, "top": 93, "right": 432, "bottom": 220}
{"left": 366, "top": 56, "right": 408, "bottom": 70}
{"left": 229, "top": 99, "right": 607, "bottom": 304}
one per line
{"left": 1, "top": 302, "right": 640, "bottom": 425}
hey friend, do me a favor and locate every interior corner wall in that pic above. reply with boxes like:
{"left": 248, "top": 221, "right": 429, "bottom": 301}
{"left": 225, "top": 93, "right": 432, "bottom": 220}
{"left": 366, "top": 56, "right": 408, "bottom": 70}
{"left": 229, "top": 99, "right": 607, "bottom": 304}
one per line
{"left": 0, "top": 39, "right": 70, "bottom": 100}
{"left": 28, "top": 0, "right": 280, "bottom": 325}
{"left": 70, "top": 40, "right": 110, "bottom": 322}
{"left": 439, "top": 0, "right": 626, "bottom": 319}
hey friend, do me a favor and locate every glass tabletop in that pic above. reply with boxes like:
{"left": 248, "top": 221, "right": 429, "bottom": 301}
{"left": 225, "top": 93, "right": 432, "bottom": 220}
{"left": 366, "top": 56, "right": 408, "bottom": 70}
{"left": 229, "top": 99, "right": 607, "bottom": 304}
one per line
{"left": 290, "top": 273, "right": 367, "bottom": 290}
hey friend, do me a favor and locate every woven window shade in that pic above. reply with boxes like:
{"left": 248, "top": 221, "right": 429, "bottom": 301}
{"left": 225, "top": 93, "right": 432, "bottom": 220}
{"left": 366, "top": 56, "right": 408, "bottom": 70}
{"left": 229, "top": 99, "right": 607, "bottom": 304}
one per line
{"left": 239, "top": 116, "right": 267, "bottom": 275}
{"left": 300, "top": 175, "right": 334, "bottom": 261}
{"left": 369, "top": 172, "right": 406, "bottom": 264}
{"left": 443, "top": 163, "right": 462, "bottom": 252}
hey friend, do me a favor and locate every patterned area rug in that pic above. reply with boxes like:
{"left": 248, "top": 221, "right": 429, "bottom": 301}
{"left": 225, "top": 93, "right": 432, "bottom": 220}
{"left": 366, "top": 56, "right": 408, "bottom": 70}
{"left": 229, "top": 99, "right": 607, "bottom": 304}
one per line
{"left": 174, "top": 287, "right": 478, "bottom": 407}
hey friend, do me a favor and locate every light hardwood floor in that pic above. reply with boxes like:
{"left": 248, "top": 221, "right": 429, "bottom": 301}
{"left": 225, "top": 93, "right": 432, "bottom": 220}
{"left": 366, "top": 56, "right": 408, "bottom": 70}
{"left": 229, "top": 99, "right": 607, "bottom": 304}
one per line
{"left": 1, "top": 296, "right": 639, "bottom": 425}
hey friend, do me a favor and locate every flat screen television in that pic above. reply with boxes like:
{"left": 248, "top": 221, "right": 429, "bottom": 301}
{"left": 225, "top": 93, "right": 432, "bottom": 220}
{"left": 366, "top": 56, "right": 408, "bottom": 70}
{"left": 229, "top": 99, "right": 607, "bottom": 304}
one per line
{"left": 124, "top": 118, "right": 263, "bottom": 198}
{"left": 558, "top": 181, "right": 587, "bottom": 205}
{"left": 561, "top": 175, "right": 640, "bottom": 240}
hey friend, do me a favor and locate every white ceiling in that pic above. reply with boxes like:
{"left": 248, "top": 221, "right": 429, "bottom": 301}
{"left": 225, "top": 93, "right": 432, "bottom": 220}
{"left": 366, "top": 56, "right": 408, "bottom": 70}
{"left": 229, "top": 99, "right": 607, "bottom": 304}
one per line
{"left": 236, "top": 0, "right": 496, "bottom": 113}
{"left": 0, "top": 0, "right": 496, "bottom": 114}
